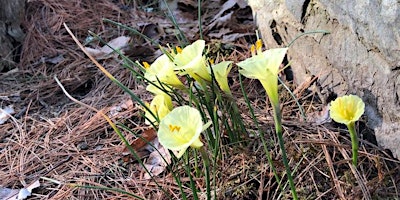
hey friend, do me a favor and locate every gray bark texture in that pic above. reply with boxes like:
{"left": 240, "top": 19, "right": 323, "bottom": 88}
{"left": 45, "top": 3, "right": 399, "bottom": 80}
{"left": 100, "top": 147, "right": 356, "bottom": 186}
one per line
{"left": 248, "top": 0, "right": 400, "bottom": 158}
{"left": 0, "top": 0, "right": 25, "bottom": 71}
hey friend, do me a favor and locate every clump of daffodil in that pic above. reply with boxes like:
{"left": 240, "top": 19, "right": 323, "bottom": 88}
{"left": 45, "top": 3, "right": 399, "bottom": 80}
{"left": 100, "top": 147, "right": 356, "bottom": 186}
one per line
{"left": 210, "top": 61, "right": 233, "bottom": 95}
{"left": 157, "top": 105, "right": 211, "bottom": 158}
{"left": 173, "top": 40, "right": 211, "bottom": 84}
{"left": 237, "top": 39, "right": 298, "bottom": 199}
{"left": 330, "top": 94, "right": 365, "bottom": 166}
{"left": 144, "top": 94, "right": 173, "bottom": 125}
{"left": 144, "top": 54, "right": 185, "bottom": 89}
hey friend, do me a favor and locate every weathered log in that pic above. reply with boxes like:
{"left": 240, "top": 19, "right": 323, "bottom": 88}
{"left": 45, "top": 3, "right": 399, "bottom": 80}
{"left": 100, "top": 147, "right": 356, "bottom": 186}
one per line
{"left": 248, "top": 0, "right": 400, "bottom": 158}
{"left": 0, "top": 0, "right": 25, "bottom": 71}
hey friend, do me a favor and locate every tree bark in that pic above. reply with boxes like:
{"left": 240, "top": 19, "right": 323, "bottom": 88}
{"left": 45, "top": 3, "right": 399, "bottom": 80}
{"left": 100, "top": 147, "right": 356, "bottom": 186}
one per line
{"left": 0, "top": 0, "right": 25, "bottom": 71}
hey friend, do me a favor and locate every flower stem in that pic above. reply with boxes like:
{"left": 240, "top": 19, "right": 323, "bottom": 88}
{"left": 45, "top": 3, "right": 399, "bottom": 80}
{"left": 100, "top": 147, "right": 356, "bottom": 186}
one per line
{"left": 272, "top": 103, "right": 298, "bottom": 200}
{"left": 199, "top": 147, "right": 211, "bottom": 200}
{"left": 347, "top": 122, "right": 358, "bottom": 166}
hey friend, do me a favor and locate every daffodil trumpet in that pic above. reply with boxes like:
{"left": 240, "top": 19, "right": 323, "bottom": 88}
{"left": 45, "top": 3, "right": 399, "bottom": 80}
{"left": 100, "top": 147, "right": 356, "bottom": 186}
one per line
{"left": 209, "top": 61, "right": 233, "bottom": 95}
{"left": 329, "top": 94, "right": 365, "bottom": 166}
{"left": 157, "top": 106, "right": 211, "bottom": 158}
{"left": 174, "top": 40, "right": 211, "bottom": 85}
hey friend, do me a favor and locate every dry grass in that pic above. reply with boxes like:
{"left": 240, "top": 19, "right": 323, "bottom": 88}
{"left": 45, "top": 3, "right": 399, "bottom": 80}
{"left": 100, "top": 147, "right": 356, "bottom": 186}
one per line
{"left": 0, "top": 0, "right": 399, "bottom": 199}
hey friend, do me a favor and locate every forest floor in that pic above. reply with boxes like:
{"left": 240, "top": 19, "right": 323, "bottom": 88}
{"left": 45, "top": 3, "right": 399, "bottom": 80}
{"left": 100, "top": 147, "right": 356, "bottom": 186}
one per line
{"left": 1, "top": 0, "right": 399, "bottom": 199}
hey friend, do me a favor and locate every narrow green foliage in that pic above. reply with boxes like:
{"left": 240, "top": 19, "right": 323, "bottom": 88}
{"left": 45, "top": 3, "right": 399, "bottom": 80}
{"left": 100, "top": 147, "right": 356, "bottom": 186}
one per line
{"left": 238, "top": 73, "right": 283, "bottom": 190}
{"left": 184, "top": 152, "right": 199, "bottom": 200}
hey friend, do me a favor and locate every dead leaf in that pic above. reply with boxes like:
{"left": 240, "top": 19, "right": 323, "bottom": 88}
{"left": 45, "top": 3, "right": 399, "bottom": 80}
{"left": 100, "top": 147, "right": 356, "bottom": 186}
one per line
{"left": 222, "top": 32, "right": 253, "bottom": 43}
{"left": 109, "top": 99, "right": 134, "bottom": 117}
{"left": 85, "top": 36, "right": 130, "bottom": 60}
{"left": 143, "top": 139, "right": 171, "bottom": 179}
{"left": 0, "top": 180, "right": 40, "bottom": 200}
{"left": 121, "top": 128, "right": 157, "bottom": 156}
{"left": 45, "top": 54, "right": 65, "bottom": 64}
{"left": 209, "top": 0, "right": 247, "bottom": 26}
{"left": 0, "top": 105, "right": 15, "bottom": 124}
{"left": 131, "top": 128, "right": 157, "bottom": 151}
{"left": 209, "top": 11, "right": 234, "bottom": 29}
{"left": 306, "top": 105, "right": 331, "bottom": 125}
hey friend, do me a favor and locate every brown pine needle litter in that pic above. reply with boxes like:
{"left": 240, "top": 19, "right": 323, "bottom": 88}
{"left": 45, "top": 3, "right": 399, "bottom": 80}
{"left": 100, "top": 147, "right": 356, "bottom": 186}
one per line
{"left": 1, "top": 0, "right": 399, "bottom": 199}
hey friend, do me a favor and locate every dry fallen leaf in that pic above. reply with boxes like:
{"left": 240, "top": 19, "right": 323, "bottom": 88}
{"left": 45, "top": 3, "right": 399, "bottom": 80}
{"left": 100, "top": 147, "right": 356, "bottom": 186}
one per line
{"left": 109, "top": 99, "right": 134, "bottom": 117}
{"left": 143, "top": 138, "right": 171, "bottom": 180}
{"left": 85, "top": 36, "right": 130, "bottom": 60}
{"left": 123, "top": 128, "right": 158, "bottom": 153}
{"left": 208, "top": 0, "right": 247, "bottom": 28}
{"left": 0, "top": 180, "right": 40, "bottom": 200}
{"left": 121, "top": 128, "right": 158, "bottom": 163}
{"left": 306, "top": 104, "right": 331, "bottom": 125}
{"left": 0, "top": 105, "right": 15, "bottom": 124}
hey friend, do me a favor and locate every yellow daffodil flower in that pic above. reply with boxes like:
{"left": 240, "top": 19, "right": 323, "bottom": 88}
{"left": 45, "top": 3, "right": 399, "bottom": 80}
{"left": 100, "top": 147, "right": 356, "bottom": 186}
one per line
{"left": 145, "top": 94, "right": 173, "bottom": 125}
{"left": 210, "top": 61, "right": 233, "bottom": 95}
{"left": 237, "top": 46, "right": 288, "bottom": 105}
{"left": 330, "top": 94, "right": 365, "bottom": 166}
{"left": 157, "top": 105, "right": 211, "bottom": 158}
{"left": 329, "top": 95, "right": 365, "bottom": 125}
{"left": 144, "top": 54, "right": 184, "bottom": 89}
{"left": 173, "top": 40, "right": 211, "bottom": 83}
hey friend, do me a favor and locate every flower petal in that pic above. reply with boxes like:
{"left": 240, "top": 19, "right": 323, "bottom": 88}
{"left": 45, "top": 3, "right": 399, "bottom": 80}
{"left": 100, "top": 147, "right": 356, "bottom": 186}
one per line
{"left": 329, "top": 95, "right": 365, "bottom": 125}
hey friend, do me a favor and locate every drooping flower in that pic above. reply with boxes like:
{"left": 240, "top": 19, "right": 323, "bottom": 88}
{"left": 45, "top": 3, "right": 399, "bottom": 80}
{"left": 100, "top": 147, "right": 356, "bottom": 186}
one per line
{"left": 144, "top": 54, "right": 184, "bottom": 89}
{"left": 144, "top": 94, "right": 173, "bottom": 125}
{"left": 237, "top": 40, "right": 298, "bottom": 198}
{"left": 237, "top": 42, "right": 288, "bottom": 105}
{"left": 173, "top": 40, "right": 211, "bottom": 83}
{"left": 210, "top": 61, "right": 233, "bottom": 95}
{"left": 329, "top": 94, "right": 365, "bottom": 125}
{"left": 157, "top": 106, "right": 211, "bottom": 158}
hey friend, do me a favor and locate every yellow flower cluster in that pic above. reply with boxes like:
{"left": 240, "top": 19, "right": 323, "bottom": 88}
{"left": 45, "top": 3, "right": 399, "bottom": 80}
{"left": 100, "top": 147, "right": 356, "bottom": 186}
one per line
{"left": 139, "top": 38, "right": 366, "bottom": 200}
{"left": 142, "top": 39, "right": 290, "bottom": 158}
{"left": 142, "top": 40, "right": 215, "bottom": 158}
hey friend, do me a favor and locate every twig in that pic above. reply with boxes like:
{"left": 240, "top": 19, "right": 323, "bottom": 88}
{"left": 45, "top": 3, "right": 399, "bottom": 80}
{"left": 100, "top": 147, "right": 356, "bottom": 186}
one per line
{"left": 54, "top": 76, "right": 100, "bottom": 114}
